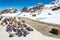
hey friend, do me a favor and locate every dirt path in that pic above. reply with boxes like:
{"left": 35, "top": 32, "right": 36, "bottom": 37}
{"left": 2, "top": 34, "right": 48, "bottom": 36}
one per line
{"left": 21, "top": 17, "right": 60, "bottom": 39}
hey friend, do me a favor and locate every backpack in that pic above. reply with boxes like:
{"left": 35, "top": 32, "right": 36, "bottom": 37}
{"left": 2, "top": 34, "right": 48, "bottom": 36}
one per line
{"left": 9, "top": 34, "right": 14, "bottom": 37}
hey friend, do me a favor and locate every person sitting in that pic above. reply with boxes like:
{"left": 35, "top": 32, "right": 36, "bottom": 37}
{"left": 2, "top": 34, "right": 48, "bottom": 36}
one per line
{"left": 3, "top": 18, "right": 9, "bottom": 24}
{"left": 21, "top": 20, "right": 33, "bottom": 31}
{"left": 12, "top": 24, "right": 17, "bottom": 32}
{"left": 22, "top": 24, "right": 33, "bottom": 31}
{"left": 6, "top": 24, "right": 14, "bottom": 37}
{"left": 8, "top": 17, "right": 14, "bottom": 24}
{"left": 18, "top": 17, "right": 21, "bottom": 20}
{"left": 21, "top": 20, "right": 25, "bottom": 24}
{"left": 17, "top": 20, "right": 29, "bottom": 37}
{"left": 17, "top": 21, "right": 22, "bottom": 28}
{"left": 21, "top": 28, "right": 29, "bottom": 37}
{"left": 0, "top": 16, "right": 3, "bottom": 21}
{"left": 16, "top": 28, "right": 22, "bottom": 37}
{"left": 4, "top": 17, "right": 9, "bottom": 21}
{"left": 9, "top": 20, "right": 13, "bottom": 25}
{"left": 13, "top": 17, "right": 18, "bottom": 24}
{"left": 1, "top": 18, "right": 8, "bottom": 25}
{"left": 1, "top": 20, "right": 5, "bottom": 25}
{"left": 6, "top": 24, "right": 12, "bottom": 32}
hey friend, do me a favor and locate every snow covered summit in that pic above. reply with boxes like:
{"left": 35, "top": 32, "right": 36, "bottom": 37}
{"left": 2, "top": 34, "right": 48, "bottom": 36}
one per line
{"left": 54, "top": 0, "right": 60, "bottom": 4}
{"left": 51, "top": 0, "right": 60, "bottom": 5}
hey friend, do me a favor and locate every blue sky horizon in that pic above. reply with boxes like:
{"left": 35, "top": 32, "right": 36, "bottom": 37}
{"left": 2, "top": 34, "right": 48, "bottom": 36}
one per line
{"left": 0, "top": 0, "right": 54, "bottom": 10}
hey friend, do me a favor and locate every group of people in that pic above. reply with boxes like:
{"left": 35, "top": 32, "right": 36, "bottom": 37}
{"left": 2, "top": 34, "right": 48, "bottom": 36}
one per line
{"left": 0, "top": 16, "right": 33, "bottom": 37}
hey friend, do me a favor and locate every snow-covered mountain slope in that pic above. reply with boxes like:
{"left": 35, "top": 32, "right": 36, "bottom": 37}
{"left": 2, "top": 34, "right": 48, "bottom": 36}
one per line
{"left": 1, "top": 7, "right": 60, "bottom": 25}
{"left": 50, "top": 0, "right": 60, "bottom": 6}
{"left": 54, "top": 0, "right": 60, "bottom": 4}
{"left": 1, "top": 0, "right": 60, "bottom": 25}
{"left": 18, "top": 7, "right": 60, "bottom": 24}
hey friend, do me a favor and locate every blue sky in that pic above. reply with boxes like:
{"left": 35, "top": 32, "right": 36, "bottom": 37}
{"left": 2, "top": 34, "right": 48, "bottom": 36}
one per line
{"left": 0, "top": 0, "right": 54, "bottom": 10}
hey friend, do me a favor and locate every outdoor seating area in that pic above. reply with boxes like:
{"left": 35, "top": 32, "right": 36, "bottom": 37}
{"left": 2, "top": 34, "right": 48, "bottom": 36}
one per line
{"left": 0, "top": 16, "right": 33, "bottom": 37}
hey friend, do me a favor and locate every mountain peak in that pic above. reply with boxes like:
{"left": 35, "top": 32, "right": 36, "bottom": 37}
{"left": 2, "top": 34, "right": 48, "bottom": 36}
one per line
{"left": 50, "top": 0, "right": 60, "bottom": 5}
{"left": 54, "top": 0, "right": 60, "bottom": 4}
